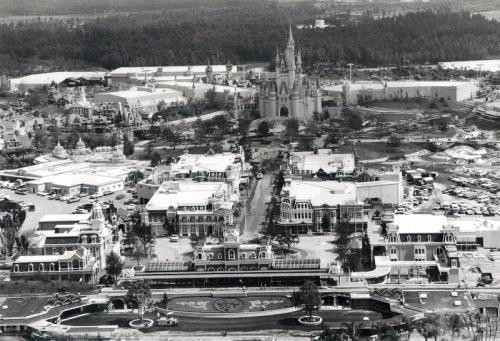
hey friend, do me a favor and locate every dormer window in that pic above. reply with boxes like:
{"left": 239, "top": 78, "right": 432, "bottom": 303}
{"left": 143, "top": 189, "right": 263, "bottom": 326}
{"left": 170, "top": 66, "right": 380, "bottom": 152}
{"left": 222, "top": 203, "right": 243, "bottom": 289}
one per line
{"left": 407, "top": 235, "right": 411, "bottom": 242}
{"left": 427, "top": 235, "right": 432, "bottom": 242}
{"left": 241, "top": 253, "right": 246, "bottom": 259}
{"left": 218, "top": 253, "right": 223, "bottom": 260}
{"left": 417, "top": 235, "right": 422, "bottom": 243}
{"left": 28, "top": 263, "right": 34, "bottom": 272}
{"left": 261, "top": 251, "right": 266, "bottom": 258}
{"left": 13, "top": 264, "right": 19, "bottom": 272}
{"left": 228, "top": 250, "right": 235, "bottom": 260}
{"left": 38, "top": 264, "right": 44, "bottom": 271}
{"left": 389, "top": 234, "right": 398, "bottom": 243}
{"left": 208, "top": 254, "right": 213, "bottom": 260}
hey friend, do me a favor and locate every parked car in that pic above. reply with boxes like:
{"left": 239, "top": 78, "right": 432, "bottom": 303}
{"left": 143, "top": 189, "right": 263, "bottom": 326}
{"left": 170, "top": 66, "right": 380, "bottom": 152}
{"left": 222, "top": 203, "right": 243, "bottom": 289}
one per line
{"left": 115, "top": 194, "right": 125, "bottom": 200}
{"left": 67, "top": 196, "right": 81, "bottom": 203}
{"left": 170, "top": 234, "right": 180, "bottom": 242}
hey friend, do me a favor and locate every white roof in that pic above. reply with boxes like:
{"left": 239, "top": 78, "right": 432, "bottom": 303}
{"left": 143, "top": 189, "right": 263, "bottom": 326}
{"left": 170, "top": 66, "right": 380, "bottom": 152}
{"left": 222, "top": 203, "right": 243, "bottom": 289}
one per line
{"left": 146, "top": 182, "right": 227, "bottom": 211}
{"left": 167, "top": 111, "right": 228, "bottom": 126}
{"left": 439, "top": 59, "right": 500, "bottom": 72}
{"left": 156, "top": 80, "right": 255, "bottom": 95}
{"left": 171, "top": 152, "right": 242, "bottom": 174}
{"left": 290, "top": 151, "right": 355, "bottom": 174}
{"left": 394, "top": 214, "right": 449, "bottom": 234}
{"left": 39, "top": 214, "right": 91, "bottom": 223}
{"left": 15, "top": 249, "right": 84, "bottom": 263}
{"left": 28, "top": 173, "right": 122, "bottom": 188}
{"left": 284, "top": 180, "right": 359, "bottom": 206}
{"left": 110, "top": 65, "right": 236, "bottom": 76}
{"left": 385, "top": 80, "right": 473, "bottom": 88}
{"left": 10, "top": 71, "right": 105, "bottom": 86}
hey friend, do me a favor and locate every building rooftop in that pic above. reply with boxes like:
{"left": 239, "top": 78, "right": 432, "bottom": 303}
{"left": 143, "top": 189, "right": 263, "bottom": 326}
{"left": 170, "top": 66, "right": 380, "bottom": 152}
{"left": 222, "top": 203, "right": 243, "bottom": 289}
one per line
{"left": 39, "top": 214, "right": 91, "bottom": 223}
{"left": 393, "top": 214, "right": 449, "bottom": 234}
{"left": 439, "top": 59, "right": 500, "bottom": 72}
{"left": 284, "top": 180, "right": 359, "bottom": 206}
{"left": 29, "top": 173, "right": 122, "bottom": 188}
{"left": 171, "top": 152, "right": 243, "bottom": 174}
{"left": 290, "top": 151, "right": 355, "bottom": 174}
{"left": 110, "top": 65, "right": 236, "bottom": 76}
{"left": 146, "top": 181, "right": 228, "bottom": 211}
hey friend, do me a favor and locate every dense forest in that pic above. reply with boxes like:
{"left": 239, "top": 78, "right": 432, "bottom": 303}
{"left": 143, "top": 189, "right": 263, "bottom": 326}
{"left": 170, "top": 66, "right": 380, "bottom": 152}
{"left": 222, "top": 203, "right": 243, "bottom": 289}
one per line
{"left": 1, "top": 1, "right": 500, "bottom": 76}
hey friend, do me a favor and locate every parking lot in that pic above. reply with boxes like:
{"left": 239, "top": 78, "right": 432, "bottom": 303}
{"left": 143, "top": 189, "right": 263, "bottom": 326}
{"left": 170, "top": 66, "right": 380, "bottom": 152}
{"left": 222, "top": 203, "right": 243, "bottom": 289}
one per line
{"left": 0, "top": 186, "right": 137, "bottom": 234}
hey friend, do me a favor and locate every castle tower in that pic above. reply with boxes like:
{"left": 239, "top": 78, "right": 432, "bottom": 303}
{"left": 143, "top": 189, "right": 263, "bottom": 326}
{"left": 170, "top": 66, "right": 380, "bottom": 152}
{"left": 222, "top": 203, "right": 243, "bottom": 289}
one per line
{"left": 286, "top": 25, "right": 296, "bottom": 86}
{"left": 296, "top": 50, "right": 302, "bottom": 74}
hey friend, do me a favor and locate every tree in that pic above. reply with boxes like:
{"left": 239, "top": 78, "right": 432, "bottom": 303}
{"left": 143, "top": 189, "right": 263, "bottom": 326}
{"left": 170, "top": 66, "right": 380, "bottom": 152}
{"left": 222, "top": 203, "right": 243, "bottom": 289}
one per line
{"left": 149, "top": 151, "right": 161, "bottom": 167}
{"left": 257, "top": 121, "right": 270, "bottom": 137}
{"left": 344, "top": 109, "right": 363, "bottom": 130}
{"left": 123, "top": 137, "right": 135, "bottom": 156}
{"left": 416, "top": 314, "right": 443, "bottom": 341}
{"left": 131, "top": 216, "right": 154, "bottom": 258}
{"left": 15, "top": 234, "right": 30, "bottom": 256}
{"left": 321, "top": 214, "right": 331, "bottom": 232}
{"left": 125, "top": 281, "right": 152, "bottom": 322}
{"left": 333, "top": 215, "right": 354, "bottom": 272}
{"left": 237, "top": 118, "right": 251, "bottom": 136}
{"left": 387, "top": 133, "right": 402, "bottom": 148}
{"left": 105, "top": 251, "right": 123, "bottom": 283}
{"left": 123, "top": 227, "right": 136, "bottom": 249}
{"left": 295, "top": 281, "right": 321, "bottom": 319}
{"left": 276, "top": 228, "right": 299, "bottom": 250}
{"left": 286, "top": 118, "right": 299, "bottom": 138}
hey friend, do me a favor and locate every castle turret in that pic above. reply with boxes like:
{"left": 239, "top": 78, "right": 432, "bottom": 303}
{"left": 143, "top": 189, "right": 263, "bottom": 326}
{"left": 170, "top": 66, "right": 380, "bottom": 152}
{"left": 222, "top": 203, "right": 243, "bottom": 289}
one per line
{"left": 296, "top": 50, "right": 302, "bottom": 73}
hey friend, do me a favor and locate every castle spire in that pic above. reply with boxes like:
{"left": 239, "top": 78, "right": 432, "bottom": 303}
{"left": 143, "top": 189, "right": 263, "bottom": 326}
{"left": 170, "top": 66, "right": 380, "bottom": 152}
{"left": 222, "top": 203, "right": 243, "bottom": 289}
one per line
{"left": 288, "top": 23, "right": 294, "bottom": 45}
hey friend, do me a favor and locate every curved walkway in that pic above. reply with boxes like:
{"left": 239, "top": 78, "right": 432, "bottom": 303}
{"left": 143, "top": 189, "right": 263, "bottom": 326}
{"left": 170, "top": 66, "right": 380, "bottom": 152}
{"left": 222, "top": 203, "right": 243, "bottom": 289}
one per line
{"left": 155, "top": 305, "right": 301, "bottom": 319}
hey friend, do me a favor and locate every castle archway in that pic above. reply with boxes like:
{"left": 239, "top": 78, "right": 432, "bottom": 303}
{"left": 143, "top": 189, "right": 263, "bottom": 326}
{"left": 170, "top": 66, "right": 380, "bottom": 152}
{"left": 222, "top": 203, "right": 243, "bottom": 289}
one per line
{"left": 280, "top": 106, "right": 289, "bottom": 117}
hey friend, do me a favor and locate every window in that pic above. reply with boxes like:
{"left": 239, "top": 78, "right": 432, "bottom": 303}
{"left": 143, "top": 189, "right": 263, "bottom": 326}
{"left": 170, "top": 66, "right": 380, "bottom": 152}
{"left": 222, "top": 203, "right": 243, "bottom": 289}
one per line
{"left": 261, "top": 251, "right": 266, "bottom": 258}
{"left": 49, "top": 263, "right": 55, "bottom": 271}
{"left": 241, "top": 253, "right": 246, "bottom": 259}
{"left": 28, "top": 263, "right": 34, "bottom": 272}
{"left": 13, "top": 264, "right": 19, "bottom": 272}
{"left": 417, "top": 235, "right": 422, "bottom": 243}
{"left": 218, "top": 253, "right": 223, "bottom": 260}
{"left": 407, "top": 235, "right": 411, "bottom": 242}
{"left": 208, "top": 254, "right": 213, "bottom": 260}
{"left": 38, "top": 264, "right": 44, "bottom": 272}
{"left": 427, "top": 235, "right": 432, "bottom": 242}
{"left": 451, "top": 259, "right": 458, "bottom": 268}
{"left": 250, "top": 253, "right": 256, "bottom": 259}
{"left": 390, "top": 247, "right": 397, "bottom": 261}
{"left": 228, "top": 250, "right": 235, "bottom": 260}
{"left": 436, "top": 247, "right": 443, "bottom": 256}
{"left": 444, "top": 234, "right": 454, "bottom": 243}
{"left": 389, "top": 234, "right": 398, "bottom": 243}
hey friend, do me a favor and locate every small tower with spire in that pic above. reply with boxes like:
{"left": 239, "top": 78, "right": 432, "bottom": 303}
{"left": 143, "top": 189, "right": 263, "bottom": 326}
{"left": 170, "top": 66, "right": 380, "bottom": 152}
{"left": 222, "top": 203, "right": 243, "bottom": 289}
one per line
{"left": 205, "top": 59, "right": 213, "bottom": 84}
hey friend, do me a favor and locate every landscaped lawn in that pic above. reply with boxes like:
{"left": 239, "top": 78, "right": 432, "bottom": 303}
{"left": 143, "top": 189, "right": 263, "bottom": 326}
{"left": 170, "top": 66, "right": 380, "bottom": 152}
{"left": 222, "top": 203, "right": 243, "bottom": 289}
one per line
{"left": 168, "top": 295, "right": 292, "bottom": 313}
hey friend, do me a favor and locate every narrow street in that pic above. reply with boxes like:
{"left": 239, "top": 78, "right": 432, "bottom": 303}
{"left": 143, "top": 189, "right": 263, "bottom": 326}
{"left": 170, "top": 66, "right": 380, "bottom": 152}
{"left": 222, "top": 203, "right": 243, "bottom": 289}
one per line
{"left": 240, "top": 173, "right": 273, "bottom": 241}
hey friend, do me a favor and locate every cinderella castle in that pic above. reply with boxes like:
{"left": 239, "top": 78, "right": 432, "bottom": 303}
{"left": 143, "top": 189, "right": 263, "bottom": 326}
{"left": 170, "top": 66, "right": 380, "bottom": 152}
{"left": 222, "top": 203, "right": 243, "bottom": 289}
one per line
{"left": 259, "top": 26, "right": 322, "bottom": 122}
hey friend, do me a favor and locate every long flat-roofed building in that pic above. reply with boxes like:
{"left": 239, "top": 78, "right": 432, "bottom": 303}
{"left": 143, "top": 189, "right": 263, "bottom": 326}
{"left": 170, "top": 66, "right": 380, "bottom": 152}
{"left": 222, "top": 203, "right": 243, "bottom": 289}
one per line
{"left": 145, "top": 181, "right": 236, "bottom": 237}
{"left": 110, "top": 65, "right": 237, "bottom": 84}
{"left": 323, "top": 80, "right": 478, "bottom": 105}
{"left": 94, "top": 86, "right": 186, "bottom": 115}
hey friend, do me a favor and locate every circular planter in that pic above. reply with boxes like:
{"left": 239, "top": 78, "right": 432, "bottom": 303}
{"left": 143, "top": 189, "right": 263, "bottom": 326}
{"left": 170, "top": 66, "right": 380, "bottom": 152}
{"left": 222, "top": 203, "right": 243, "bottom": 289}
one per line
{"left": 298, "top": 315, "right": 323, "bottom": 326}
{"left": 129, "top": 318, "right": 154, "bottom": 329}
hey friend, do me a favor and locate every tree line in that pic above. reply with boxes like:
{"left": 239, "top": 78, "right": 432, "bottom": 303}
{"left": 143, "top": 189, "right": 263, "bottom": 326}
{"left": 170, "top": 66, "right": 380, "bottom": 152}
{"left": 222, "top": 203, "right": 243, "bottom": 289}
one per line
{"left": 1, "top": 5, "right": 500, "bottom": 76}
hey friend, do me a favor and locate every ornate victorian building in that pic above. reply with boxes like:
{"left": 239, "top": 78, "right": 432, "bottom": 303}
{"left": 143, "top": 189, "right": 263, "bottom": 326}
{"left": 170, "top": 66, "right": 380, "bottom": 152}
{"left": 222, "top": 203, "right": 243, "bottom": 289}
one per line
{"left": 259, "top": 27, "right": 322, "bottom": 122}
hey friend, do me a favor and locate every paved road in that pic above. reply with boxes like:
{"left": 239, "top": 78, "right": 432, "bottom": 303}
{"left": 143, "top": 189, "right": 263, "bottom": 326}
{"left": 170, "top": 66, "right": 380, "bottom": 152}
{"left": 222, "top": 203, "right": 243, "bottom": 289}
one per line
{"left": 241, "top": 174, "right": 272, "bottom": 241}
